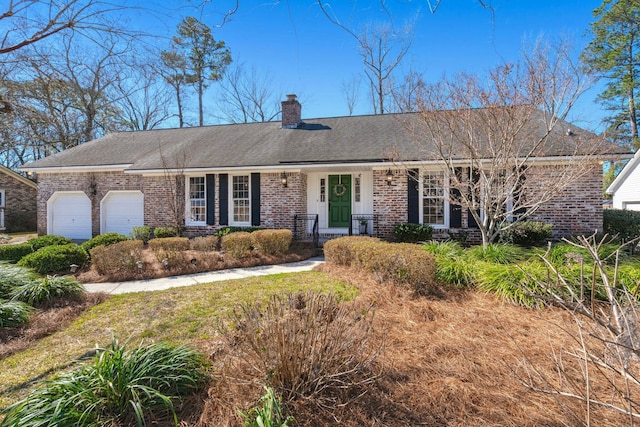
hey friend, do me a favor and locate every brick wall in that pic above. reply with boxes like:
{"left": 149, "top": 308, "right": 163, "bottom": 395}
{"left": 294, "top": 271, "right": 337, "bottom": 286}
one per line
{"left": 373, "top": 169, "right": 407, "bottom": 239}
{"left": 0, "top": 172, "right": 37, "bottom": 232}
{"left": 259, "top": 172, "right": 307, "bottom": 229}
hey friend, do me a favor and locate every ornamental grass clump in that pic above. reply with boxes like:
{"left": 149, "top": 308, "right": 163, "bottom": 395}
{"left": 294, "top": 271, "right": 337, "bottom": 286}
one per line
{"left": 0, "top": 263, "right": 36, "bottom": 299}
{"left": 230, "top": 292, "right": 377, "bottom": 403}
{"left": 0, "top": 299, "right": 33, "bottom": 327}
{"left": 251, "top": 229, "right": 293, "bottom": 256}
{"left": 466, "top": 243, "right": 525, "bottom": 265}
{"left": 474, "top": 261, "right": 550, "bottom": 308}
{"left": 0, "top": 338, "right": 208, "bottom": 427}
{"left": 10, "top": 275, "right": 85, "bottom": 307}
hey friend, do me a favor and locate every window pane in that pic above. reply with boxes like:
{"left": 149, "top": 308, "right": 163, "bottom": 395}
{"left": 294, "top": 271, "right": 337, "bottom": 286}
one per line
{"left": 423, "top": 171, "right": 445, "bottom": 225}
{"left": 188, "top": 177, "right": 206, "bottom": 222}
{"left": 233, "top": 175, "right": 250, "bottom": 223}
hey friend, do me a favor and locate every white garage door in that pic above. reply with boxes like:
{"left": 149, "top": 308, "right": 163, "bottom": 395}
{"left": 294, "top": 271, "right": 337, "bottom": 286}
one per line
{"left": 101, "top": 191, "right": 144, "bottom": 236}
{"left": 624, "top": 202, "right": 640, "bottom": 211}
{"left": 48, "top": 192, "right": 92, "bottom": 240}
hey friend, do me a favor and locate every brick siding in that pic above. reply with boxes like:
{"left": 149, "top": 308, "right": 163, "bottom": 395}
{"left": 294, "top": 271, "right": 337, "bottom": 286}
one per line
{"left": 0, "top": 172, "right": 37, "bottom": 232}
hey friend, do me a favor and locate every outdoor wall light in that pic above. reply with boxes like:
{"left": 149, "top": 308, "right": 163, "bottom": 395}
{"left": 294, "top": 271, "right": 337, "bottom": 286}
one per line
{"left": 88, "top": 181, "right": 97, "bottom": 196}
{"left": 386, "top": 169, "right": 393, "bottom": 186}
{"left": 280, "top": 171, "right": 288, "bottom": 188}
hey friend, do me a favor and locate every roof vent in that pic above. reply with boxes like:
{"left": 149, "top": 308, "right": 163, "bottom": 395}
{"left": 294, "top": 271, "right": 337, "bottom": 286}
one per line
{"left": 281, "top": 94, "right": 301, "bottom": 129}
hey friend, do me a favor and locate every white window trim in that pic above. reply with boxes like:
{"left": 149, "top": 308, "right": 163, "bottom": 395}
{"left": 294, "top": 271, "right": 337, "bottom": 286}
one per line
{"left": 229, "top": 174, "right": 251, "bottom": 226}
{"left": 185, "top": 176, "right": 206, "bottom": 226}
{"left": 419, "top": 169, "right": 449, "bottom": 229}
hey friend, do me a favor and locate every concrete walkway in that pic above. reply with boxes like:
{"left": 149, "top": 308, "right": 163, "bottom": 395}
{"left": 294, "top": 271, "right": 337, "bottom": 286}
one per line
{"left": 83, "top": 257, "right": 325, "bottom": 295}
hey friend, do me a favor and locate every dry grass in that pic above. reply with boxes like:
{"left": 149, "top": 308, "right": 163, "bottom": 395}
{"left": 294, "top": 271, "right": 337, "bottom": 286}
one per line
{"left": 1, "top": 260, "right": 633, "bottom": 426}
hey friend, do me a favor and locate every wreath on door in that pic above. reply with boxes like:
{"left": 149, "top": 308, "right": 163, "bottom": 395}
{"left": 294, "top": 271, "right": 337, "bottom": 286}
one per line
{"left": 333, "top": 183, "right": 347, "bottom": 197}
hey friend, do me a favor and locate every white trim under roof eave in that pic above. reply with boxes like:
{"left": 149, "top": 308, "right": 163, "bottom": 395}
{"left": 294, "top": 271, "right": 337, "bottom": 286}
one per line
{"left": 606, "top": 150, "right": 640, "bottom": 195}
{"left": 20, "top": 164, "right": 133, "bottom": 173}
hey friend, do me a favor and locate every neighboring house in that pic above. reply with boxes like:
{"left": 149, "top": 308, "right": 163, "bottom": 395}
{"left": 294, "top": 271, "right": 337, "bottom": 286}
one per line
{"left": 0, "top": 165, "right": 37, "bottom": 233}
{"left": 607, "top": 150, "right": 640, "bottom": 211}
{"left": 21, "top": 95, "right": 628, "bottom": 242}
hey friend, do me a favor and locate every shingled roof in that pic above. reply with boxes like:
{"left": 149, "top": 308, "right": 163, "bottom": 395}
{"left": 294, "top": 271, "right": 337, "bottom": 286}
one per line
{"left": 21, "top": 108, "right": 619, "bottom": 172}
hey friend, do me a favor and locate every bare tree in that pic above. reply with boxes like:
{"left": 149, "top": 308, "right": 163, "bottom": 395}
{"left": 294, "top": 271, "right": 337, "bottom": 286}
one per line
{"left": 399, "top": 38, "right": 601, "bottom": 247}
{"left": 342, "top": 75, "right": 361, "bottom": 116}
{"left": 517, "top": 234, "right": 640, "bottom": 424}
{"left": 0, "top": 0, "right": 131, "bottom": 55}
{"left": 216, "top": 62, "right": 282, "bottom": 123}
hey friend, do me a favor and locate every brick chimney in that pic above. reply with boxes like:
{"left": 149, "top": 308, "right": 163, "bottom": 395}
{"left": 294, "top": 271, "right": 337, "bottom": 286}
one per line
{"left": 281, "top": 94, "right": 301, "bottom": 129}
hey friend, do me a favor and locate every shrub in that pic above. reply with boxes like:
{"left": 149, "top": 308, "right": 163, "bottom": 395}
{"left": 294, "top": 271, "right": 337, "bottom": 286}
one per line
{"left": 11, "top": 276, "right": 85, "bottom": 307}
{"left": 81, "top": 232, "right": 130, "bottom": 254}
{"left": 499, "top": 221, "right": 553, "bottom": 246}
{"left": 0, "top": 299, "right": 34, "bottom": 327}
{"left": 17, "top": 244, "right": 88, "bottom": 274}
{"left": 131, "top": 226, "right": 152, "bottom": 243}
{"left": 91, "top": 240, "right": 144, "bottom": 276}
{"left": 215, "top": 226, "right": 263, "bottom": 237}
{"left": 251, "top": 229, "right": 293, "bottom": 255}
{"left": 0, "top": 338, "right": 208, "bottom": 427}
{"left": 148, "top": 237, "right": 190, "bottom": 252}
{"left": 0, "top": 264, "right": 36, "bottom": 299}
{"left": 190, "top": 235, "right": 219, "bottom": 251}
{"left": 153, "top": 226, "right": 178, "bottom": 239}
{"left": 393, "top": 223, "right": 433, "bottom": 243}
{"left": 323, "top": 236, "right": 377, "bottom": 266}
{"left": 604, "top": 209, "right": 640, "bottom": 242}
{"left": 231, "top": 292, "right": 376, "bottom": 402}
{"left": 221, "top": 231, "right": 254, "bottom": 258}
{"left": 0, "top": 243, "right": 37, "bottom": 262}
{"left": 0, "top": 235, "right": 72, "bottom": 263}
{"left": 27, "top": 235, "right": 72, "bottom": 250}
{"left": 434, "top": 255, "right": 476, "bottom": 287}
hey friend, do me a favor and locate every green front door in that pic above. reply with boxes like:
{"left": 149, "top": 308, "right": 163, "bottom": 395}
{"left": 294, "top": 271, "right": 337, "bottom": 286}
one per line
{"left": 328, "top": 174, "right": 351, "bottom": 228}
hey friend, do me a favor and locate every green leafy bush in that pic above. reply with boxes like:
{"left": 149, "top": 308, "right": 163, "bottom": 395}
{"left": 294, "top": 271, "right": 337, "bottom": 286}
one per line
{"left": 0, "top": 338, "right": 207, "bottom": 427}
{"left": 27, "top": 235, "right": 72, "bottom": 250}
{"left": 604, "top": 209, "right": 640, "bottom": 242}
{"left": 17, "top": 244, "right": 88, "bottom": 274}
{"left": 189, "top": 236, "right": 219, "bottom": 251}
{"left": 215, "top": 226, "right": 262, "bottom": 237}
{"left": 131, "top": 226, "right": 152, "bottom": 243}
{"left": 81, "top": 232, "right": 129, "bottom": 254}
{"left": 251, "top": 229, "right": 293, "bottom": 255}
{"left": 393, "top": 223, "right": 433, "bottom": 243}
{"left": 11, "top": 275, "right": 85, "bottom": 307}
{"left": 0, "top": 264, "right": 36, "bottom": 298}
{"left": 0, "top": 243, "right": 35, "bottom": 262}
{"left": 91, "top": 240, "right": 144, "bottom": 276}
{"left": 499, "top": 221, "right": 553, "bottom": 246}
{"left": 0, "top": 235, "right": 72, "bottom": 263}
{"left": 221, "top": 231, "right": 254, "bottom": 258}
{"left": 153, "top": 226, "right": 178, "bottom": 238}
{"left": 0, "top": 299, "right": 34, "bottom": 327}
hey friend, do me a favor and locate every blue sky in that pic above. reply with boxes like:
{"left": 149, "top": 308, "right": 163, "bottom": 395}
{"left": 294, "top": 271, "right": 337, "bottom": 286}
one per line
{"left": 130, "top": 0, "right": 605, "bottom": 131}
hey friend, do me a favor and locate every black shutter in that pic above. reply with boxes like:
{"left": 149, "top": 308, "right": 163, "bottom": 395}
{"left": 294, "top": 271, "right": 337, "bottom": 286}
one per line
{"left": 513, "top": 169, "right": 527, "bottom": 220}
{"left": 468, "top": 168, "right": 480, "bottom": 229}
{"left": 407, "top": 169, "right": 420, "bottom": 224}
{"left": 450, "top": 168, "right": 462, "bottom": 228}
{"left": 219, "top": 174, "right": 228, "bottom": 225}
{"left": 206, "top": 174, "right": 215, "bottom": 225}
{"left": 251, "top": 173, "right": 261, "bottom": 226}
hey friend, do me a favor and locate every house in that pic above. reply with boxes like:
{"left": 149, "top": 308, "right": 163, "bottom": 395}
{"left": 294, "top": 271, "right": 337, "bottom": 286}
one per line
{"left": 606, "top": 150, "right": 640, "bottom": 210}
{"left": 0, "top": 165, "right": 37, "bottom": 233}
{"left": 21, "top": 95, "right": 628, "bottom": 242}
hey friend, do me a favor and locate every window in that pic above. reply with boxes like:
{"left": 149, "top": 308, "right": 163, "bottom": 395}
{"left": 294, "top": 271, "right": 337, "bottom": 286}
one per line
{"left": 354, "top": 176, "right": 361, "bottom": 202}
{"left": 187, "top": 177, "right": 205, "bottom": 223}
{"left": 232, "top": 175, "right": 250, "bottom": 223}
{"left": 0, "top": 189, "right": 5, "bottom": 230}
{"left": 320, "top": 178, "right": 326, "bottom": 202}
{"left": 422, "top": 170, "right": 446, "bottom": 226}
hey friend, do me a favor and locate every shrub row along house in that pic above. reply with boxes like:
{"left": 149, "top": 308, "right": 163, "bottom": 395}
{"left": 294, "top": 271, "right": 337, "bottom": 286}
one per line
{"left": 21, "top": 95, "right": 629, "bottom": 243}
